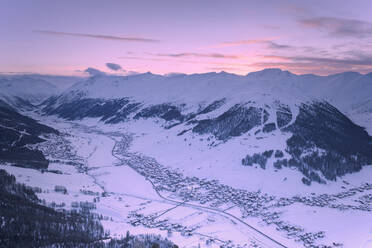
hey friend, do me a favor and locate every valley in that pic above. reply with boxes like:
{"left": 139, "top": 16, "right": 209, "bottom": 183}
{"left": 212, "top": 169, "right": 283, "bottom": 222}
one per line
{"left": 2, "top": 69, "right": 372, "bottom": 248}
{"left": 2, "top": 113, "right": 372, "bottom": 248}
{"left": 3, "top": 1, "right": 372, "bottom": 247}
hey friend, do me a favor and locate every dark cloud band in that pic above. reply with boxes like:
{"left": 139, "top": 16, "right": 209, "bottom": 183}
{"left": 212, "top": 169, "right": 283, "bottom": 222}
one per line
{"left": 150, "top": 52, "right": 240, "bottom": 59}
{"left": 106, "top": 63, "right": 122, "bottom": 71}
{"left": 33, "top": 30, "right": 160, "bottom": 43}
{"left": 299, "top": 17, "right": 372, "bottom": 38}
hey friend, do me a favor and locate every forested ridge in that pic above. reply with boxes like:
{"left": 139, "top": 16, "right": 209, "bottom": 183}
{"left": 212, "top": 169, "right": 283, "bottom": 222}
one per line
{"left": 0, "top": 169, "right": 178, "bottom": 248}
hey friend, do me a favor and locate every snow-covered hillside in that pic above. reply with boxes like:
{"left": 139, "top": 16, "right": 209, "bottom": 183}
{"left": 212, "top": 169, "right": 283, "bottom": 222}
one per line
{"left": 42, "top": 68, "right": 372, "bottom": 114}
{"left": 41, "top": 69, "right": 372, "bottom": 185}
{"left": 0, "top": 75, "right": 61, "bottom": 109}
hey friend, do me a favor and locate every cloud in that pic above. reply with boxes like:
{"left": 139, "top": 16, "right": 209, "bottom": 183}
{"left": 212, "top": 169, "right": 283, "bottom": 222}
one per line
{"left": 299, "top": 17, "right": 372, "bottom": 38}
{"left": 150, "top": 52, "right": 241, "bottom": 59}
{"left": 33, "top": 30, "right": 160, "bottom": 43}
{"left": 214, "top": 37, "right": 279, "bottom": 48}
{"left": 106, "top": 63, "right": 122, "bottom": 71}
{"left": 260, "top": 55, "right": 292, "bottom": 61}
{"left": 266, "top": 41, "right": 292, "bottom": 50}
{"left": 251, "top": 53, "right": 372, "bottom": 75}
{"left": 264, "top": 41, "right": 341, "bottom": 56}
{"left": 118, "top": 56, "right": 167, "bottom": 62}
{"left": 84, "top": 67, "right": 105, "bottom": 76}
{"left": 210, "top": 38, "right": 291, "bottom": 51}
{"left": 280, "top": 54, "right": 372, "bottom": 66}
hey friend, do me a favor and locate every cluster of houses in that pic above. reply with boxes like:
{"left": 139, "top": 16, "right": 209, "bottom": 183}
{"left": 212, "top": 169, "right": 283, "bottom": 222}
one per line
{"left": 35, "top": 134, "right": 77, "bottom": 160}
{"left": 128, "top": 211, "right": 198, "bottom": 240}
{"left": 274, "top": 182, "right": 372, "bottom": 213}
{"left": 114, "top": 137, "right": 346, "bottom": 247}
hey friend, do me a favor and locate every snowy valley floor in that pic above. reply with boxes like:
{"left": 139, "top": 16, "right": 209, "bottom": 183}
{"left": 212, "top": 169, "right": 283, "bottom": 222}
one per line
{"left": 1, "top": 116, "right": 372, "bottom": 248}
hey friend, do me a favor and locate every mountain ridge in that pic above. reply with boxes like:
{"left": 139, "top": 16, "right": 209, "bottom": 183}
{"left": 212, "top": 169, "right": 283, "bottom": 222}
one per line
{"left": 38, "top": 69, "right": 372, "bottom": 185}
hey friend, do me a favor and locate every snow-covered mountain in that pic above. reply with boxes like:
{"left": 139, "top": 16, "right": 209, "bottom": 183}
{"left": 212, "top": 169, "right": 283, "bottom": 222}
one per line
{"left": 41, "top": 69, "right": 372, "bottom": 185}
{"left": 22, "top": 74, "right": 84, "bottom": 90}
{"left": 41, "top": 68, "right": 372, "bottom": 113}
{"left": 293, "top": 71, "right": 372, "bottom": 114}
{"left": 0, "top": 75, "right": 61, "bottom": 110}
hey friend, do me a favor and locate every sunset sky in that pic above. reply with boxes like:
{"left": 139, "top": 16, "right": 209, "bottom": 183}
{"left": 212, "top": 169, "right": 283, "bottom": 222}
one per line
{"left": 1, "top": 0, "right": 372, "bottom": 76}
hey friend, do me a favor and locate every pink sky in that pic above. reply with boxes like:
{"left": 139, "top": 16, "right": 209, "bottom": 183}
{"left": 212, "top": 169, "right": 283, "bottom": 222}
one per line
{"left": 1, "top": 0, "right": 372, "bottom": 76}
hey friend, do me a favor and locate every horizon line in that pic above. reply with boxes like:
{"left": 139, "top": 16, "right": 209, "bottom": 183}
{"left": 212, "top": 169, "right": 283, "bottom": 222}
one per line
{"left": 1, "top": 67, "right": 372, "bottom": 78}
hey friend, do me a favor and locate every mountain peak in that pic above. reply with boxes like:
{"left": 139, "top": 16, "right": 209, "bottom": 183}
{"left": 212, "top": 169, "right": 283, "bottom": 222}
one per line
{"left": 331, "top": 71, "right": 362, "bottom": 78}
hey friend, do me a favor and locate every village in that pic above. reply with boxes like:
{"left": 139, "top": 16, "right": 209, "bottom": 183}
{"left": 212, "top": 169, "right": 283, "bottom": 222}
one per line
{"left": 24, "top": 125, "right": 372, "bottom": 248}
{"left": 111, "top": 133, "right": 372, "bottom": 248}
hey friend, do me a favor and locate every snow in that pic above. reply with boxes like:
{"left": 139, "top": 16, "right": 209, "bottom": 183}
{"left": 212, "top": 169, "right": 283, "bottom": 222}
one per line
{"left": 50, "top": 69, "right": 372, "bottom": 117}
{"left": 281, "top": 203, "right": 372, "bottom": 248}
{"left": 92, "top": 165, "right": 163, "bottom": 200}
{"left": 40, "top": 68, "right": 372, "bottom": 198}
{"left": 0, "top": 122, "right": 275, "bottom": 247}
{"left": 0, "top": 75, "right": 60, "bottom": 105}
{"left": 3, "top": 115, "right": 372, "bottom": 247}
{"left": 3, "top": 68, "right": 372, "bottom": 247}
{"left": 115, "top": 118, "right": 299, "bottom": 197}
{"left": 53, "top": 70, "right": 307, "bottom": 113}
